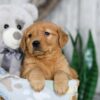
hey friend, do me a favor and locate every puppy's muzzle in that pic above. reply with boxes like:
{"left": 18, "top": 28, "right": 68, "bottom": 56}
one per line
{"left": 32, "top": 40, "right": 40, "bottom": 48}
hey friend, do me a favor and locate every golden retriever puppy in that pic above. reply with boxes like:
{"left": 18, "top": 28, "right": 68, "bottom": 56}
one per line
{"left": 20, "top": 22, "right": 78, "bottom": 95}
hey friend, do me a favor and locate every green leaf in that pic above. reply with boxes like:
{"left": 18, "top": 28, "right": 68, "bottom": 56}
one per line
{"left": 70, "top": 30, "right": 98, "bottom": 100}
{"left": 83, "top": 30, "right": 98, "bottom": 100}
{"left": 70, "top": 30, "right": 83, "bottom": 75}
{"left": 69, "top": 33, "right": 76, "bottom": 46}
{"left": 78, "top": 30, "right": 98, "bottom": 100}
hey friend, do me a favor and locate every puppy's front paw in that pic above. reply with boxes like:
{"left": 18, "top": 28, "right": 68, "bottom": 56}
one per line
{"left": 54, "top": 81, "right": 68, "bottom": 95}
{"left": 54, "top": 71, "right": 69, "bottom": 95}
{"left": 30, "top": 79, "right": 45, "bottom": 92}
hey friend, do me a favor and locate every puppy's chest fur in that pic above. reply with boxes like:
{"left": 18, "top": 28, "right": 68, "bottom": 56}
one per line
{"left": 22, "top": 55, "right": 61, "bottom": 80}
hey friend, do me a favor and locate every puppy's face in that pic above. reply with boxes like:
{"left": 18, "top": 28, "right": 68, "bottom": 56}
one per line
{"left": 20, "top": 22, "right": 68, "bottom": 56}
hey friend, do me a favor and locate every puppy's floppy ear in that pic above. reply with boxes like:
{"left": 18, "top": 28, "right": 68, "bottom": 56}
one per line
{"left": 20, "top": 32, "right": 26, "bottom": 53}
{"left": 58, "top": 27, "right": 68, "bottom": 48}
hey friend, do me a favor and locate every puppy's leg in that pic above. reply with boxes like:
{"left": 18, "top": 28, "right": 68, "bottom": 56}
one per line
{"left": 27, "top": 68, "right": 45, "bottom": 92}
{"left": 54, "top": 71, "right": 69, "bottom": 95}
{"left": 69, "top": 68, "right": 78, "bottom": 79}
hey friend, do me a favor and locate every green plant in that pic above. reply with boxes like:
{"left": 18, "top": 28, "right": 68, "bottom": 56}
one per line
{"left": 70, "top": 30, "right": 98, "bottom": 100}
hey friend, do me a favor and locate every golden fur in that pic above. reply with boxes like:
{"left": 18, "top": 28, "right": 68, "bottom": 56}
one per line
{"left": 20, "top": 22, "right": 78, "bottom": 95}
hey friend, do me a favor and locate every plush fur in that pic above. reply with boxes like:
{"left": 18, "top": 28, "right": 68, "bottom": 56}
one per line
{"left": 20, "top": 22, "right": 78, "bottom": 95}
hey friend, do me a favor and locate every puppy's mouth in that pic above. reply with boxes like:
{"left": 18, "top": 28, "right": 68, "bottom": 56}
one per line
{"left": 33, "top": 47, "right": 41, "bottom": 52}
{"left": 32, "top": 46, "right": 49, "bottom": 57}
{"left": 32, "top": 50, "right": 44, "bottom": 57}
{"left": 32, "top": 47, "right": 43, "bottom": 53}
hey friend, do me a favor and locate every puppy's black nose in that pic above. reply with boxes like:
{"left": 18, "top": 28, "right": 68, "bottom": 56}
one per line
{"left": 32, "top": 40, "right": 40, "bottom": 48}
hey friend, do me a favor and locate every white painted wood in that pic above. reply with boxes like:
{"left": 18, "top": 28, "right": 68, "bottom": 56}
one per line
{"left": 79, "top": 0, "right": 97, "bottom": 47}
{"left": 0, "top": 0, "right": 29, "bottom": 5}
{"left": 95, "top": 0, "right": 100, "bottom": 93}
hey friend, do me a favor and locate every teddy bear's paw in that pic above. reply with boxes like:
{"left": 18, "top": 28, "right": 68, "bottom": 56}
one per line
{"left": 54, "top": 81, "right": 68, "bottom": 95}
{"left": 30, "top": 80, "right": 45, "bottom": 92}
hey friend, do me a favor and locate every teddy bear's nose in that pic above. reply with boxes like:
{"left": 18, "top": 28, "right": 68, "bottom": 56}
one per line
{"left": 13, "top": 32, "right": 22, "bottom": 40}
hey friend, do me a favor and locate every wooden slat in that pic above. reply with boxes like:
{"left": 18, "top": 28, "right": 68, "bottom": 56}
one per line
{"left": 95, "top": 0, "right": 100, "bottom": 93}
{"left": 79, "top": 0, "right": 97, "bottom": 46}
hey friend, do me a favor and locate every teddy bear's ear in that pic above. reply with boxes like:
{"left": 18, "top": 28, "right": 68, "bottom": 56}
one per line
{"left": 22, "top": 4, "right": 38, "bottom": 21}
{"left": 58, "top": 27, "right": 68, "bottom": 48}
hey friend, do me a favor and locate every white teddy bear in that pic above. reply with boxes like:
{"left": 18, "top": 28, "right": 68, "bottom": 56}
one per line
{"left": 0, "top": 4, "right": 38, "bottom": 75}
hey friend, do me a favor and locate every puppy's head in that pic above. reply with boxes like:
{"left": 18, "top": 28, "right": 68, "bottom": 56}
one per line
{"left": 20, "top": 22, "right": 68, "bottom": 56}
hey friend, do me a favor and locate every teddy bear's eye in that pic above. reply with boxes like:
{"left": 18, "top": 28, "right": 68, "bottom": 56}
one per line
{"left": 44, "top": 32, "right": 50, "bottom": 36}
{"left": 4, "top": 24, "right": 9, "bottom": 29}
{"left": 28, "top": 34, "right": 32, "bottom": 38}
{"left": 17, "top": 24, "right": 22, "bottom": 30}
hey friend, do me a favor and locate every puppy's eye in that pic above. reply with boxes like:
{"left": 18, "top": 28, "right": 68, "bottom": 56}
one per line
{"left": 28, "top": 34, "right": 32, "bottom": 38}
{"left": 44, "top": 32, "right": 50, "bottom": 36}
{"left": 4, "top": 24, "right": 9, "bottom": 29}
